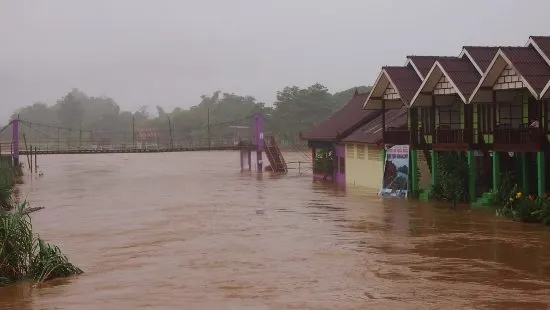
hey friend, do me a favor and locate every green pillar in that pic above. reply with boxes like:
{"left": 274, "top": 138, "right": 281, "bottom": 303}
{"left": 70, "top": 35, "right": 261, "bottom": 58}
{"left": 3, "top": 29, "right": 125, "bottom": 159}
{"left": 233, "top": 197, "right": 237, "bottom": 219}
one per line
{"left": 537, "top": 151, "right": 545, "bottom": 197}
{"left": 411, "top": 149, "right": 419, "bottom": 196}
{"left": 467, "top": 151, "right": 476, "bottom": 203}
{"left": 492, "top": 152, "right": 501, "bottom": 193}
{"left": 431, "top": 150, "right": 438, "bottom": 187}
{"left": 521, "top": 153, "right": 529, "bottom": 194}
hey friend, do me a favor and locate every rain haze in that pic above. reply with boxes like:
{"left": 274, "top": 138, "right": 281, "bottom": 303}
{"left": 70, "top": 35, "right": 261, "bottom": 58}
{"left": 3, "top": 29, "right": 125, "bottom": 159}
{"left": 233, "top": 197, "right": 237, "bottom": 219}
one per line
{"left": 1, "top": 0, "right": 549, "bottom": 122}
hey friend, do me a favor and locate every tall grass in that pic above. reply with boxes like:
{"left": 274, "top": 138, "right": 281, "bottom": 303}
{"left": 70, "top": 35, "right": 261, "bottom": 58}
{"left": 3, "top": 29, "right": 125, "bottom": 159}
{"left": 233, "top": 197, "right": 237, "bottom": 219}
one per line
{"left": 0, "top": 157, "right": 82, "bottom": 285}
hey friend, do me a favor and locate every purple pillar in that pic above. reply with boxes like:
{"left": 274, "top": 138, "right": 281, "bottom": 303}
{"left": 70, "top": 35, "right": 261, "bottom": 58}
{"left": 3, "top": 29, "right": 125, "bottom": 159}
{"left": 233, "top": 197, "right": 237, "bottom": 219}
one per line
{"left": 12, "top": 119, "right": 19, "bottom": 166}
{"left": 254, "top": 114, "right": 264, "bottom": 172}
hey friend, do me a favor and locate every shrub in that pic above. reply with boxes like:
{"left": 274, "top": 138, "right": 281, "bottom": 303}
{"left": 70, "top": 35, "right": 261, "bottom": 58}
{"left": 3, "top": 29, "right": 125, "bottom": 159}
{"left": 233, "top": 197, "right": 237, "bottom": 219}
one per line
{"left": 0, "top": 201, "right": 83, "bottom": 285}
{"left": 430, "top": 152, "right": 469, "bottom": 206}
{"left": 497, "top": 187, "right": 550, "bottom": 225}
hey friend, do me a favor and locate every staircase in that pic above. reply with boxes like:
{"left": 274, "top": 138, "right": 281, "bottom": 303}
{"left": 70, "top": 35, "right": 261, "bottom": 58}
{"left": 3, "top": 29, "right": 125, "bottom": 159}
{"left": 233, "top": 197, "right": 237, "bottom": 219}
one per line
{"left": 264, "top": 136, "right": 288, "bottom": 173}
{"left": 471, "top": 192, "right": 495, "bottom": 208}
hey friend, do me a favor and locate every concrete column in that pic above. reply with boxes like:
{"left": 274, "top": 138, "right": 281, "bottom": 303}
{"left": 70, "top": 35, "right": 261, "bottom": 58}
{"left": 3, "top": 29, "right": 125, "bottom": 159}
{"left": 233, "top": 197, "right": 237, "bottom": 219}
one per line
{"left": 410, "top": 149, "right": 419, "bottom": 196}
{"left": 537, "top": 151, "right": 546, "bottom": 196}
{"left": 492, "top": 152, "right": 501, "bottom": 193}
{"left": 240, "top": 150, "right": 244, "bottom": 171}
{"left": 467, "top": 151, "right": 476, "bottom": 202}
{"left": 247, "top": 150, "right": 252, "bottom": 171}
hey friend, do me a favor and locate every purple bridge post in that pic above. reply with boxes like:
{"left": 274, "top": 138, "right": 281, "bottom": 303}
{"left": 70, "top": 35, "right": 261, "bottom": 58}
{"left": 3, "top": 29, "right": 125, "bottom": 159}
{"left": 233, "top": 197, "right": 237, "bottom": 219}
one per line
{"left": 254, "top": 114, "right": 264, "bottom": 172}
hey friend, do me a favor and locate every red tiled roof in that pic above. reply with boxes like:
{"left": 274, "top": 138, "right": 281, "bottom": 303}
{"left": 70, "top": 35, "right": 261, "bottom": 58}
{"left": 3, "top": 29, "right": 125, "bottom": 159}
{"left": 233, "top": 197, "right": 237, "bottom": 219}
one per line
{"left": 342, "top": 108, "right": 408, "bottom": 145}
{"left": 437, "top": 57, "right": 481, "bottom": 100}
{"left": 301, "top": 91, "right": 381, "bottom": 142}
{"left": 463, "top": 46, "right": 500, "bottom": 72}
{"left": 501, "top": 46, "right": 550, "bottom": 94}
{"left": 137, "top": 128, "right": 159, "bottom": 139}
{"left": 407, "top": 55, "right": 456, "bottom": 78}
{"left": 383, "top": 66, "right": 422, "bottom": 105}
{"left": 530, "top": 36, "right": 550, "bottom": 60}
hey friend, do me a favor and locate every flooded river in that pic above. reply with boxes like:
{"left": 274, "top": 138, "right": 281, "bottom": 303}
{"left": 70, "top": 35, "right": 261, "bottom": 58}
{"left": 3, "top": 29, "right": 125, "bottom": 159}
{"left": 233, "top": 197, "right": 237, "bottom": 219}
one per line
{"left": 1, "top": 152, "right": 550, "bottom": 309}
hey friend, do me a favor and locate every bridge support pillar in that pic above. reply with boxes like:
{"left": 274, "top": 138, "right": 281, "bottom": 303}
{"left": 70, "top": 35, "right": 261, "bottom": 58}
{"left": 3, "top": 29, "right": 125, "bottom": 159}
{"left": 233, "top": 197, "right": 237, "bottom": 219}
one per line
{"left": 240, "top": 150, "right": 244, "bottom": 171}
{"left": 247, "top": 150, "right": 252, "bottom": 171}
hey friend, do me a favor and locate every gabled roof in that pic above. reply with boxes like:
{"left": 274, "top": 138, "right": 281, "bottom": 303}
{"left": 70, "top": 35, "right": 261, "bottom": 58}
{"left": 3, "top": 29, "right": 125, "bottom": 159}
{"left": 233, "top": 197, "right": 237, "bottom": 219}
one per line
{"left": 469, "top": 46, "right": 550, "bottom": 102}
{"left": 301, "top": 91, "right": 381, "bottom": 143}
{"left": 363, "top": 65, "right": 422, "bottom": 110}
{"left": 405, "top": 55, "right": 456, "bottom": 78}
{"left": 527, "top": 36, "right": 550, "bottom": 66}
{"left": 460, "top": 46, "right": 500, "bottom": 74}
{"left": 410, "top": 56, "right": 481, "bottom": 107}
{"left": 343, "top": 108, "right": 408, "bottom": 145}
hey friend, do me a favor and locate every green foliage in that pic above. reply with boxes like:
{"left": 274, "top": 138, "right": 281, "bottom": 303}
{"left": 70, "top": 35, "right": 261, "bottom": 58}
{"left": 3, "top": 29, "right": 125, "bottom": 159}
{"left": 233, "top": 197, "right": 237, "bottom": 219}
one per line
{"left": 430, "top": 153, "right": 469, "bottom": 205}
{"left": 0, "top": 201, "right": 83, "bottom": 285}
{"left": 497, "top": 187, "right": 550, "bottom": 225}
{"left": 29, "top": 239, "right": 83, "bottom": 283}
{"left": 313, "top": 149, "right": 334, "bottom": 175}
{"left": 0, "top": 161, "right": 82, "bottom": 285}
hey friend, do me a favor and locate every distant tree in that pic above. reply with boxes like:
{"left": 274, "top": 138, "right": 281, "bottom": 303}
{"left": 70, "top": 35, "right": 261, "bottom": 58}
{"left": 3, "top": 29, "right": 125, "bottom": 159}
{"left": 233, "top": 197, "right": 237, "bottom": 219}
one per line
{"left": 56, "top": 90, "right": 85, "bottom": 129}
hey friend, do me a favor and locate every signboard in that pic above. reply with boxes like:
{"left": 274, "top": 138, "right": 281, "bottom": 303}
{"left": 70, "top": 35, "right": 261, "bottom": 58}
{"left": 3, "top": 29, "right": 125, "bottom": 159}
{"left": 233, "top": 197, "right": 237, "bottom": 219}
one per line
{"left": 379, "top": 145, "right": 409, "bottom": 198}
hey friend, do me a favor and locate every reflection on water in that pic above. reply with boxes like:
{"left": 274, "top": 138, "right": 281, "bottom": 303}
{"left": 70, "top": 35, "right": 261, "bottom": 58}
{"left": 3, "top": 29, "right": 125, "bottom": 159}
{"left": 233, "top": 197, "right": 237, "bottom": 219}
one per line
{"left": 1, "top": 151, "right": 550, "bottom": 309}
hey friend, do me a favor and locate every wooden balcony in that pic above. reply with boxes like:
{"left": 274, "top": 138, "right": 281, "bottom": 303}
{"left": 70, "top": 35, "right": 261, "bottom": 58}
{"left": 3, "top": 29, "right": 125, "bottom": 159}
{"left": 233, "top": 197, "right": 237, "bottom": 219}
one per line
{"left": 384, "top": 128, "right": 410, "bottom": 146}
{"left": 433, "top": 128, "right": 473, "bottom": 151}
{"left": 493, "top": 127, "right": 542, "bottom": 152}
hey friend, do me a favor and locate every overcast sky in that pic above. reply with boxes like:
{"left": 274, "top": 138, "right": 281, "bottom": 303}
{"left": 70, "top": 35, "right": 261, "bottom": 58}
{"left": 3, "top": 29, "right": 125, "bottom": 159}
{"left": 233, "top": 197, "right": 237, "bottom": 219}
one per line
{"left": 1, "top": 0, "right": 549, "bottom": 121}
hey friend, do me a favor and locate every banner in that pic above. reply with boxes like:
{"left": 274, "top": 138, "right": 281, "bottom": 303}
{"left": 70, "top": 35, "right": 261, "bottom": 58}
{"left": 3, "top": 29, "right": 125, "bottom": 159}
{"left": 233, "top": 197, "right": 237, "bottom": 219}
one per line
{"left": 379, "top": 145, "right": 409, "bottom": 198}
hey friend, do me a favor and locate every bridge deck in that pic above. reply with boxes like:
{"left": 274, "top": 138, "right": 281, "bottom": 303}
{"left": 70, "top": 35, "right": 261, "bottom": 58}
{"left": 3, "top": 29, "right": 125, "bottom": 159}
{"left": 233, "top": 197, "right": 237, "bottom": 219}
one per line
{"left": 19, "top": 145, "right": 257, "bottom": 155}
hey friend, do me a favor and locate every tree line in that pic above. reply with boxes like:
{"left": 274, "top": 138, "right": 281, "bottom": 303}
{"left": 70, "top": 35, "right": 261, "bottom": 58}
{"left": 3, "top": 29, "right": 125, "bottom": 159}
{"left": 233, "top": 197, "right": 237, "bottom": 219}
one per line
{"left": 6, "top": 84, "right": 370, "bottom": 145}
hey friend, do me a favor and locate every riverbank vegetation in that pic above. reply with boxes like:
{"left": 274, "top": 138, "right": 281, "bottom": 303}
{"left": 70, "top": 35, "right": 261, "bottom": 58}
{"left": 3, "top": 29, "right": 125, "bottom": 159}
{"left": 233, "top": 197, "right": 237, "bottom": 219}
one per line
{"left": 0, "top": 161, "right": 82, "bottom": 286}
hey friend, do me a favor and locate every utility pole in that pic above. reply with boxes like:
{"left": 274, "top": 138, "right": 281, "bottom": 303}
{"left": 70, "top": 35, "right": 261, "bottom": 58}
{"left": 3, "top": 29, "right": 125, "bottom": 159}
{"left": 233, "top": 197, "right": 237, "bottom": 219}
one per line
{"left": 57, "top": 128, "right": 60, "bottom": 152}
{"left": 207, "top": 108, "right": 211, "bottom": 150}
{"left": 132, "top": 116, "right": 136, "bottom": 149}
{"left": 79, "top": 124, "right": 83, "bottom": 150}
{"left": 168, "top": 117, "right": 173, "bottom": 150}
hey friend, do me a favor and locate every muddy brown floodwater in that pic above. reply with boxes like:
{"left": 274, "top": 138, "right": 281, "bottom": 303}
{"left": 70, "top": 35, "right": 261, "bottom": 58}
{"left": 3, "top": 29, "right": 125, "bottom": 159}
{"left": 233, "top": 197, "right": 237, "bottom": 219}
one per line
{"left": 1, "top": 152, "right": 550, "bottom": 309}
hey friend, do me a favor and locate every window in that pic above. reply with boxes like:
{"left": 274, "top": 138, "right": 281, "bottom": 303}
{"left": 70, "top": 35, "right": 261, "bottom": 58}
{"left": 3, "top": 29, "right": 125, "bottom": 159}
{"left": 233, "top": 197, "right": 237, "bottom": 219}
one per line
{"left": 356, "top": 144, "right": 365, "bottom": 159}
{"left": 367, "top": 147, "right": 382, "bottom": 161}
{"left": 499, "top": 101, "right": 523, "bottom": 128}
{"left": 339, "top": 156, "right": 345, "bottom": 174}
{"left": 478, "top": 104, "right": 494, "bottom": 133}
{"left": 420, "top": 107, "right": 433, "bottom": 134}
{"left": 346, "top": 144, "right": 355, "bottom": 159}
{"left": 438, "top": 100, "right": 461, "bottom": 129}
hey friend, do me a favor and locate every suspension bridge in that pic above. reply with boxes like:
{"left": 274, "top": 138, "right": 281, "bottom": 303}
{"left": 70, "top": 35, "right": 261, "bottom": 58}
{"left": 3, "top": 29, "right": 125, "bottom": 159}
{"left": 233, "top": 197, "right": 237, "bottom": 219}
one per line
{"left": 0, "top": 113, "right": 312, "bottom": 174}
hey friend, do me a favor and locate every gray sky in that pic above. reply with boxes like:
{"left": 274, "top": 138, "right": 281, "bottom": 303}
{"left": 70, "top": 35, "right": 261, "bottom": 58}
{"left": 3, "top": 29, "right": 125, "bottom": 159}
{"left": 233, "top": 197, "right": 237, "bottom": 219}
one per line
{"left": 1, "top": 0, "right": 549, "bottom": 121}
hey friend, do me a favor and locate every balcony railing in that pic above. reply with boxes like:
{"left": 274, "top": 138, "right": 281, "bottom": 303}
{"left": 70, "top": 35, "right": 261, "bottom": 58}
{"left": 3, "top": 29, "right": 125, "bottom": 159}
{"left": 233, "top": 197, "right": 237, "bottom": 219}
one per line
{"left": 435, "top": 128, "right": 472, "bottom": 144}
{"left": 493, "top": 127, "right": 542, "bottom": 151}
{"left": 384, "top": 128, "right": 410, "bottom": 145}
